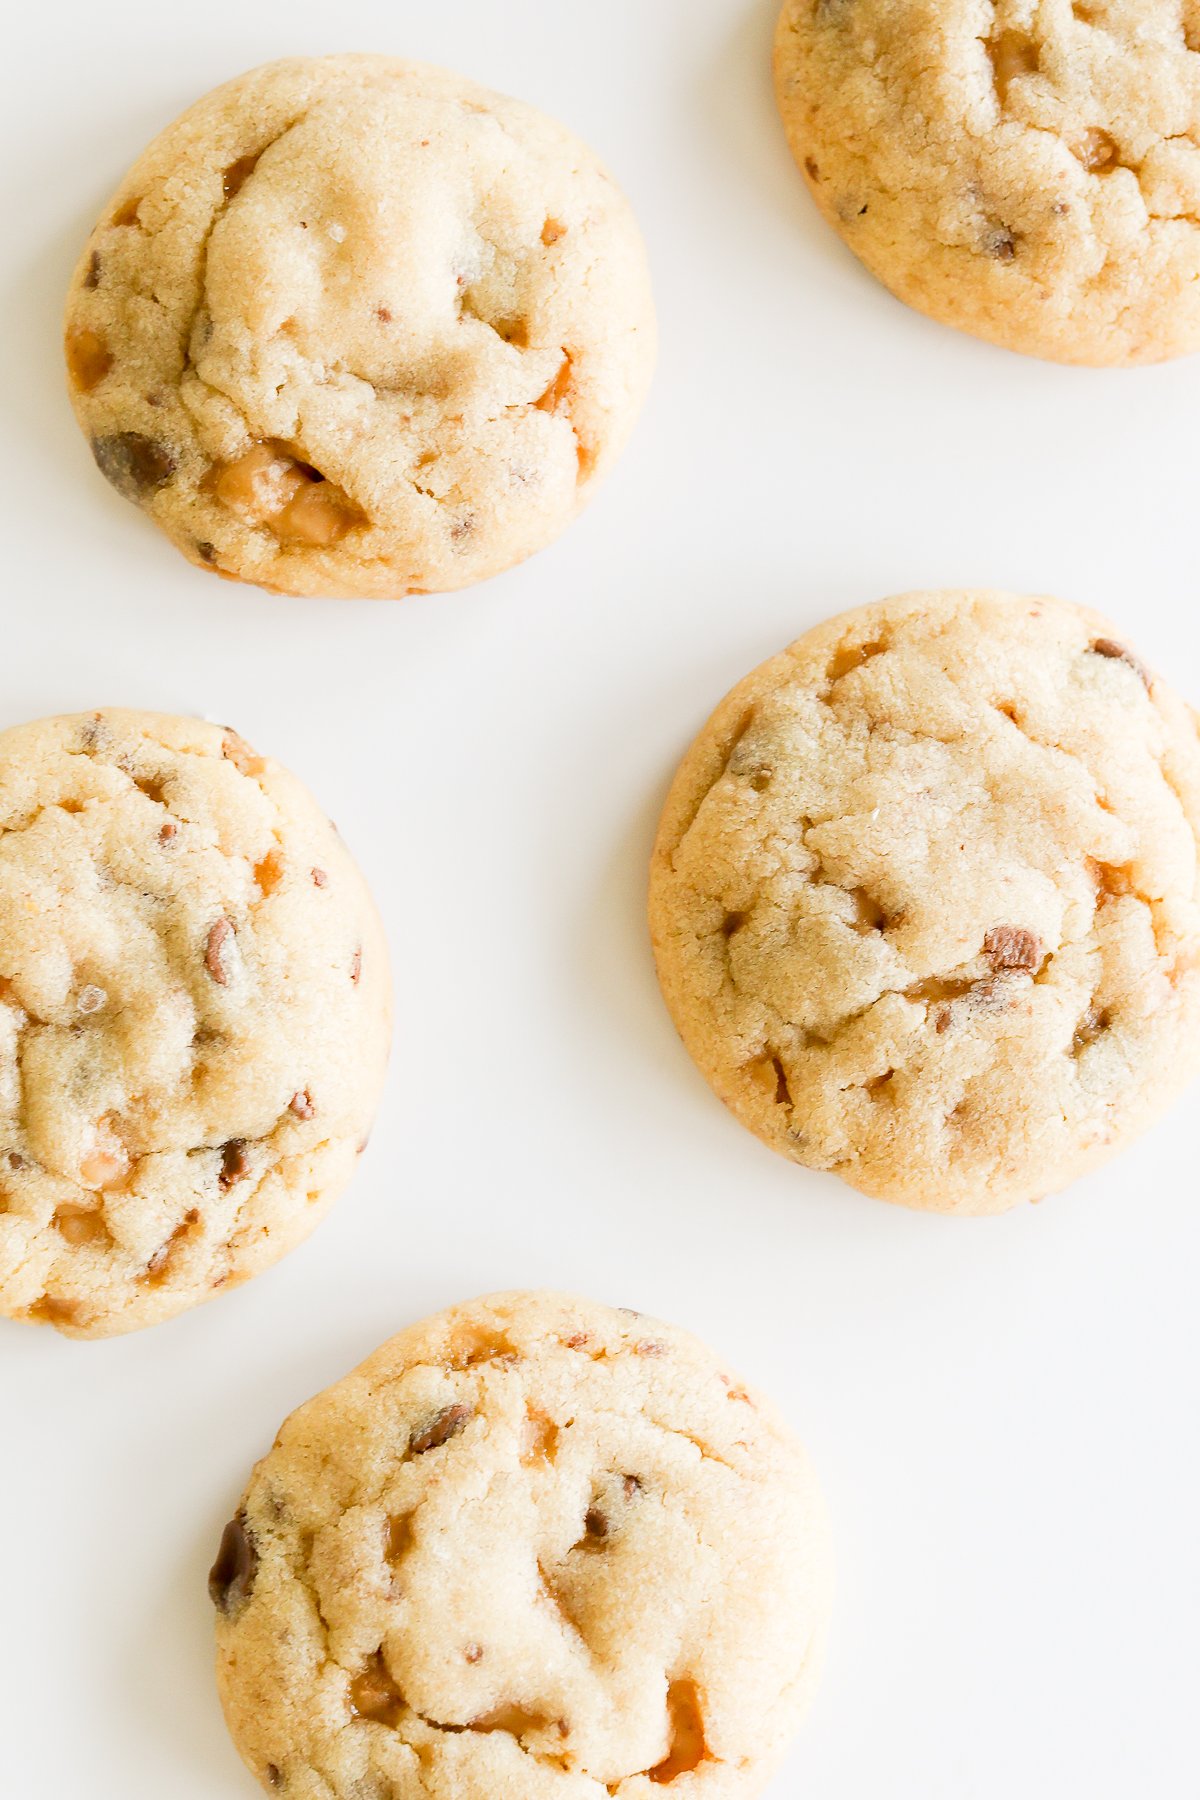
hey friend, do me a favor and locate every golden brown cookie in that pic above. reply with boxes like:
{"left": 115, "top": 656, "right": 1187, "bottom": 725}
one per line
{"left": 64, "top": 56, "right": 656, "bottom": 596}
{"left": 210, "top": 1291, "right": 831, "bottom": 1799}
{"left": 0, "top": 709, "right": 390, "bottom": 1335}
{"left": 775, "top": 0, "right": 1200, "bottom": 363}
{"left": 650, "top": 591, "right": 1200, "bottom": 1213}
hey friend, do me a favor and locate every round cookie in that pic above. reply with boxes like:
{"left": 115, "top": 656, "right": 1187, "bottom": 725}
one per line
{"left": 774, "top": 0, "right": 1200, "bottom": 364}
{"left": 209, "top": 1289, "right": 831, "bottom": 1800}
{"left": 650, "top": 591, "right": 1200, "bottom": 1215}
{"left": 0, "top": 709, "right": 390, "bottom": 1337}
{"left": 64, "top": 55, "right": 656, "bottom": 598}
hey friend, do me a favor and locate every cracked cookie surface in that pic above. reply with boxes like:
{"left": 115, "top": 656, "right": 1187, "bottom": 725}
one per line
{"left": 64, "top": 55, "right": 656, "bottom": 597}
{"left": 775, "top": 0, "right": 1200, "bottom": 363}
{"left": 650, "top": 591, "right": 1200, "bottom": 1214}
{"left": 211, "top": 1290, "right": 830, "bottom": 1800}
{"left": 0, "top": 709, "right": 390, "bottom": 1336}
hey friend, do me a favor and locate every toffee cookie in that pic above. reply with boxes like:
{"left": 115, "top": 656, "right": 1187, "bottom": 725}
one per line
{"left": 774, "top": 0, "right": 1200, "bottom": 364}
{"left": 650, "top": 591, "right": 1200, "bottom": 1214}
{"left": 210, "top": 1290, "right": 831, "bottom": 1799}
{"left": 0, "top": 710, "right": 389, "bottom": 1336}
{"left": 64, "top": 55, "right": 655, "bottom": 597}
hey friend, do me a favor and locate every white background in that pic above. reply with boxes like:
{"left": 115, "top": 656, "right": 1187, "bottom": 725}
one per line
{"left": 2, "top": 2, "right": 1198, "bottom": 1795}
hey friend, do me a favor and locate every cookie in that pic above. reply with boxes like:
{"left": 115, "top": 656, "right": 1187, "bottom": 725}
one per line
{"left": 0, "top": 710, "right": 390, "bottom": 1336}
{"left": 64, "top": 55, "right": 656, "bottom": 598}
{"left": 210, "top": 1290, "right": 831, "bottom": 1799}
{"left": 774, "top": 0, "right": 1200, "bottom": 364}
{"left": 650, "top": 591, "right": 1200, "bottom": 1215}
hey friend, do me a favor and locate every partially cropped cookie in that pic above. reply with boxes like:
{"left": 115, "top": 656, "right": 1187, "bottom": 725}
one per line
{"left": 64, "top": 55, "right": 655, "bottom": 597}
{"left": 650, "top": 592, "right": 1200, "bottom": 1214}
{"left": 775, "top": 1, "right": 1200, "bottom": 364}
{"left": 210, "top": 1290, "right": 831, "bottom": 1799}
{"left": 0, "top": 710, "right": 389, "bottom": 1336}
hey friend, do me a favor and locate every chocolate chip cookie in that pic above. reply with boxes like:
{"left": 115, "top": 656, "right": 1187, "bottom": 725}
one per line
{"left": 775, "top": 0, "right": 1200, "bottom": 363}
{"left": 0, "top": 710, "right": 390, "bottom": 1336}
{"left": 64, "top": 55, "right": 656, "bottom": 597}
{"left": 210, "top": 1290, "right": 831, "bottom": 1799}
{"left": 650, "top": 591, "right": 1200, "bottom": 1214}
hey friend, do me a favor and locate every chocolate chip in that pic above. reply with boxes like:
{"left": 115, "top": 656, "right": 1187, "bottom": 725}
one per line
{"left": 84, "top": 250, "right": 101, "bottom": 289}
{"left": 196, "top": 540, "right": 216, "bottom": 564}
{"left": 205, "top": 917, "right": 234, "bottom": 984}
{"left": 208, "top": 1512, "right": 258, "bottom": 1615}
{"left": 145, "top": 1207, "right": 199, "bottom": 1283}
{"left": 409, "top": 1403, "right": 473, "bottom": 1455}
{"left": 584, "top": 1506, "right": 609, "bottom": 1540}
{"left": 985, "top": 227, "right": 1017, "bottom": 261}
{"left": 385, "top": 1513, "right": 413, "bottom": 1562}
{"left": 218, "top": 1140, "right": 250, "bottom": 1190}
{"left": 289, "top": 1089, "right": 315, "bottom": 1120}
{"left": 1090, "top": 638, "right": 1151, "bottom": 689}
{"left": 265, "top": 1767, "right": 282, "bottom": 1791}
{"left": 90, "top": 432, "right": 176, "bottom": 502}
{"left": 1073, "top": 1003, "right": 1110, "bottom": 1053}
{"left": 222, "top": 152, "right": 260, "bottom": 201}
{"left": 623, "top": 1474, "right": 642, "bottom": 1499}
{"left": 983, "top": 925, "right": 1042, "bottom": 972}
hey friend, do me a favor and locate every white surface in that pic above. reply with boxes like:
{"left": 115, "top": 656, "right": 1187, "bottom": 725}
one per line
{"left": 2, "top": 2, "right": 1199, "bottom": 1795}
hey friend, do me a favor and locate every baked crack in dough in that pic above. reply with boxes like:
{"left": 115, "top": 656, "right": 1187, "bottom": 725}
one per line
{"left": 0, "top": 710, "right": 390, "bottom": 1335}
{"left": 210, "top": 1291, "right": 831, "bottom": 1799}
{"left": 64, "top": 55, "right": 656, "bottom": 596}
{"left": 650, "top": 591, "right": 1200, "bottom": 1213}
{"left": 775, "top": 0, "right": 1200, "bottom": 363}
